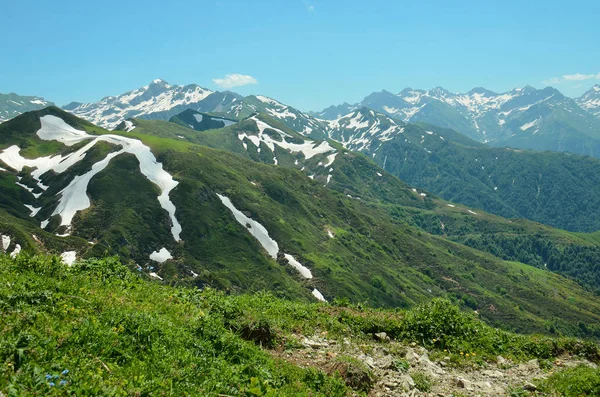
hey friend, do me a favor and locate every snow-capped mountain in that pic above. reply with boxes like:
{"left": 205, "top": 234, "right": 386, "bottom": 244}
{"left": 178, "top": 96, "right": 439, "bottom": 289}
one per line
{"left": 325, "top": 107, "right": 406, "bottom": 152}
{"left": 203, "top": 94, "right": 329, "bottom": 138}
{"left": 0, "top": 93, "right": 54, "bottom": 123}
{"left": 317, "top": 85, "right": 600, "bottom": 157}
{"left": 577, "top": 85, "right": 600, "bottom": 118}
{"left": 63, "top": 79, "right": 213, "bottom": 130}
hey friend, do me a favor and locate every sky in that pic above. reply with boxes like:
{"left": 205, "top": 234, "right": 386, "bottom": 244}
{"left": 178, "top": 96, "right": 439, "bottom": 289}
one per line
{"left": 1, "top": 0, "right": 599, "bottom": 111}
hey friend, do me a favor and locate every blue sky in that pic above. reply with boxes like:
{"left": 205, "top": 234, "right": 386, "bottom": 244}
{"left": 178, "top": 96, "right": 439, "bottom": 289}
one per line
{"left": 1, "top": 0, "right": 599, "bottom": 111}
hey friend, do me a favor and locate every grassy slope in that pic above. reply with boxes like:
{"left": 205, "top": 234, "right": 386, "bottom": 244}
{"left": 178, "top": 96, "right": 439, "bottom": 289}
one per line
{"left": 1, "top": 254, "right": 598, "bottom": 396}
{"left": 0, "top": 255, "right": 348, "bottom": 396}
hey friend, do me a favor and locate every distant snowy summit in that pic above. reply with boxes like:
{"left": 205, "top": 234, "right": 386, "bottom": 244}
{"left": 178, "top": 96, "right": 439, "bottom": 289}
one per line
{"left": 63, "top": 79, "right": 214, "bottom": 130}
{"left": 0, "top": 93, "right": 54, "bottom": 123}
{"left": 314, "top": 85, "right": 600, "bottom": 157}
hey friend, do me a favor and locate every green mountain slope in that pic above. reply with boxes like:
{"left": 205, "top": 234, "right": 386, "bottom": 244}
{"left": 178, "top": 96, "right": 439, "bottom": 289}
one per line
{"left": 168, "top": 109, "right": 237, "bottom": 131}
{"left": 2, "top": 108, "right": 600, "bottom": 337}
{"left": 326, "top": 108, "right": 600, "bottom": 233}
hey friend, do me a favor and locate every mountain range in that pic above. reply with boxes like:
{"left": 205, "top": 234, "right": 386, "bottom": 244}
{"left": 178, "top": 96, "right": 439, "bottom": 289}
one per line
{"left": 3, "top": 107, "right": 600, "bottom": 339}
{"left": 316, "top": 85, "right": 600, "bottom": 158}
{"left": 3, "top": 80, "right": 600, "bottom": 159}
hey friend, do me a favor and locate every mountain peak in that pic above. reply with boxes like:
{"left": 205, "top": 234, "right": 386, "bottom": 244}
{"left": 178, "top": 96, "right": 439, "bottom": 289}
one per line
{"left": 148, "top": 79, "right": 170, "bottom": 88}
{"left": 467, "top": 87, "right": 497, "bottom": 96}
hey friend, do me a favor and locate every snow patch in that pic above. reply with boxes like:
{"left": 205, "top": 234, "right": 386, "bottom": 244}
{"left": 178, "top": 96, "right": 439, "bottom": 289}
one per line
{"left": 284, "top": 254, "right": 313, "bottom": 279}
{"left": 217, "top": 194, "right": 279, "bottom": 258}
{"left": 1, "top": 235, "right": 10, "bottom": 251}
{"left": 149, "top": 247, "right": 173, "bottom": 263}
{"left": 60, "top": 251, "right": 77, "bottom": 266}
{"left": 312, "top": 288, "right": 326, "bottom": 302}
{"left": 10, "top": 244, "right": 21, "bottom": 258}
{"left": 24, "top": 204, "right": 41, "bottom": 217}
{"left": 123, "top": 120, "right": 136, "bottom": 132}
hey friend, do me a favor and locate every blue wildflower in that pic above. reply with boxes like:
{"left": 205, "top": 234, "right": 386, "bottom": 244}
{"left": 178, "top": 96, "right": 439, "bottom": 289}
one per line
{"left": 61, "top": 369, "right": 69, "bottom": 375}
{"left": 49, "top": 382, "right": 55, "bottom": 387}
{"left": 59, "top": 380, "right": 67, "bottom": 386}
{"left": 45, "top": 374, "right": 52, "bottom": 379}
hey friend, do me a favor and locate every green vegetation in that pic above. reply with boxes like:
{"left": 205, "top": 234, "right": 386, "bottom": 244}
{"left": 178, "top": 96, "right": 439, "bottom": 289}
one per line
{"left": 537, "top": 365, "right": 600, "bottom": 396}
{"left": 2, "top": 254, "right": 599, "bottom": 395}
{"left": 0, "top": 254, "right": 348, "bottom": 396}
{"left": 410, "top": 372, "right": 432, "bottom": 392}
{"left": 363, "top": 121, "right": 600, "bottom": 233}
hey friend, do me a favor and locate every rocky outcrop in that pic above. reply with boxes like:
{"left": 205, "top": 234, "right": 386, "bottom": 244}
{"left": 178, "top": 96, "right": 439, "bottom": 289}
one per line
{"left": 271, "top": 334, "right": 597, "bottom": 396}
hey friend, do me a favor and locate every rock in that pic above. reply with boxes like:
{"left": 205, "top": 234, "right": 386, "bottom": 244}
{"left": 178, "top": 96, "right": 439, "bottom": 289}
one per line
{"left": 475, "top": 381, "right": 493, "bottom": 391}
{"left": 518, "top": 359, "right": 539, "bottom": 372}
{"left": 456, "top": 377, "right": 473, "bottom": 390}
{"left": 482, "top": 369, "right": 504, "bottom": 378}
{"left": 362, "top": 355, "right": 376, "bottom": 368}
{"left": 418, "top": 353, "right": 444, "bottom": 376}
{"left": 523, "top": 382, "right": 537, "bottom": 392}
{"left": 398, "top": 374, "right": 415, "bottom": 390}
{"left": 301, "top": 337, "right": 328, "bottom": 349}
{"left": 497, "top": 355, "right": 507, "bottom": 365}
{"left": 374, "top": 332, "right": 391, "bottom": 342}
{"left": 377, "top": 355, "right": 395, "bottom": 370}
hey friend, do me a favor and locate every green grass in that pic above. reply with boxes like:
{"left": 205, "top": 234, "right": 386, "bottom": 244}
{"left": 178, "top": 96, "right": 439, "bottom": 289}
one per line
{"left": 0, "top": 254, "right": 348, "bottom": 396}
{"left": 537, "top": 365, "right": 600, "bottom": 396}
{"left": 2, "top": 254, "right": 598, "bottom": 395}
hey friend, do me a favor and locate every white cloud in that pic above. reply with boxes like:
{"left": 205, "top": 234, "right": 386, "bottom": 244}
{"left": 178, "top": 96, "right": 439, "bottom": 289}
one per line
{"left": 543, "top": 72, "right": 600, "bottom": 86}
{"left": 563, "top": 72, "right": 600, "bottom": 81}
{"left": 212, "top": 74, "right": 258, "bottom": 89}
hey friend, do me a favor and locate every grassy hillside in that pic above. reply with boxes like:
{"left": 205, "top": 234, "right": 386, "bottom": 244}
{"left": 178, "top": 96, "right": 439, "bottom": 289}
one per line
{"left": 1, "top": 254, "right": 599, "bottom": 396}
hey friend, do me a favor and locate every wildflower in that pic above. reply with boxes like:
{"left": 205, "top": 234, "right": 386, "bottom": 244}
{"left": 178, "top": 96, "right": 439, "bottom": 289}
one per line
{"left": 460, "top": 351, "right": 464, "bottom": 355}
{"left": 432, "top": 338, "right": 437, "bottom": 342}
{"left": 465, "top": 353, "right": 469, "bottom": 357}
{"left": 45, "top": 374, "right": 52, "bottom": 380}
{"left": 62, "top": 369, "right": 69, "bottom": 375}
{"left": 444, "top": 349, "right": 447, "bottom": 352}
{"left": 49, "top": 382, "right": 55, "bottom": 387}
{"left": 471, "top": 352, "right": 476, "bottom": 356}
{"left": 59, "top": 380, "right": 67, "bottom": 386}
